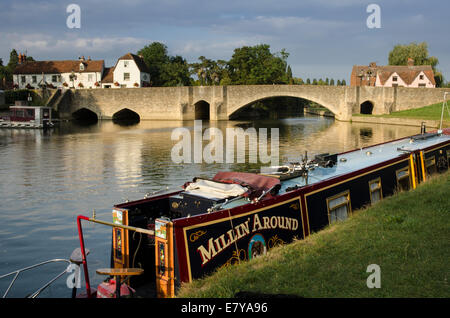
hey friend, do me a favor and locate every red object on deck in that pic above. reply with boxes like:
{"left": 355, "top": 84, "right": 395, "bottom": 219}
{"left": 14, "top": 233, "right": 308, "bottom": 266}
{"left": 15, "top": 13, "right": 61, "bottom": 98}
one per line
{"left": 212, "top": 171, "right": 281, "bottom": 198}
{"left": 96, "top": 280, "right": 135, "bottom": 298}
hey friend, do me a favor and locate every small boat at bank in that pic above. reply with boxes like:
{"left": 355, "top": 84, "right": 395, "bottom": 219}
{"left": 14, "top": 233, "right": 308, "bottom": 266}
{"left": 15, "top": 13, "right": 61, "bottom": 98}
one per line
{"left": 0, "top": 106, "right": 54, "bottom": 129}
{"left": 72, "top": 125, "right": 450, "bottom": 298}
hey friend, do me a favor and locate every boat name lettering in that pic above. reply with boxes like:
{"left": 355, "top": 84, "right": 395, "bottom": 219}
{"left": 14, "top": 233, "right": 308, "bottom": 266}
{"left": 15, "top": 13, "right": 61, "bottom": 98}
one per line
{"left": 196, "top": 214, "right": 298, "bottom": 265}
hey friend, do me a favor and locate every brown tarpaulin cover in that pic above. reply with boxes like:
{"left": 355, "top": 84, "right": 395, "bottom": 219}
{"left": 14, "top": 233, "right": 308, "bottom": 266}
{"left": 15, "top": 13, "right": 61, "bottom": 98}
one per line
{"left": 212, "top": 171, "right": 281, "bottom": 199}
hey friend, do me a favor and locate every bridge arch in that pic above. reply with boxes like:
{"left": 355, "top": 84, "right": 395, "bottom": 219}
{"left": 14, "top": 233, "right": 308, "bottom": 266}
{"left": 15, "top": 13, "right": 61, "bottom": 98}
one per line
{"left": 229, "top": 96, "right": 306, "bottom": 119}
{"left": 360, "top": 100, "right": 374, "bottom": 114}
{"left": 226, "top": 86, "right": 343, "bottom": 120}
{"left": 194, "top": 100, "right": 210, "bottom": 120}
{"left": 72, "top": 107, "right": 99, "bottom": 122}
{"left": 228, "top": 94, "right": 337, "bottom": 119}
{"left": 112, "top": 108, "right": 140, "bottom": 124}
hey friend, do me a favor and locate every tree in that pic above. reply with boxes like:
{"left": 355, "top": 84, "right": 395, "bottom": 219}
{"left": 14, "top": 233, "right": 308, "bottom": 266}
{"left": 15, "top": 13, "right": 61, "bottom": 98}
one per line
{"left": 162, "top": 55, "right": 191, "bottom": 86}
{"left": 137, "top": 42, "right": 170, "bottom": 86}
{"left": 330, "top": 79, "right": 335, "bottom": 86}
{"left": 138, "top": 42, "right": 191, "bottom": 87}
{"left": 226, "top": 44, "right": 290, "bottom": 85}
{"left": 337, "top": 79, "right": 341, "bottom": 86}
{"left": 287, "top": 65, "right": 293, "bottom": 84}
{"left": 306, "top": 78, "right": 311, "bottom": 85}
{"left": 341, "top": 79, "right": 346, "bottom": 86}
{"left": 388, "top": 42, "right": 443, "bottom": 86}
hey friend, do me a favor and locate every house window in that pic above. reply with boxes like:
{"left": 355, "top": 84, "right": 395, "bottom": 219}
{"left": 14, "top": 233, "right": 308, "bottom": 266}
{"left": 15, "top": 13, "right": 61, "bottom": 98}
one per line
{"left": 124, "top": 73, "right": 130, "bottom": 81}
{"left": 419, "top": 75, "right": 424, "bottom": 80}
{"left": 396, "top": 167, "right": 411, "bottom": 191}
{"left": 425, "top": 156, "right": 437, "bottom": 176}
{"left": 21, "top": 76, "right": 26, "bottom": 84}
{"left": 88, "top": 74, "right": 93, "bottom": 82}
{"left": 326, "top": 190, "right": 351, "bottom": 224}
{"left": 52, "top": 75, "right": 58, "bottom": 82}
{"left": 392, "top": 76, "right": 398, "bottom": 82}
{"left": 124, "top": 61, "right": 129, "bottom": 68}
{"left": 418, "top": 83, "right": 426, "bottom": 87}
{"left": 392, "top": 84, "right": 398, "bottom": 87}
{"left": 32, "top": 76, "right": 37, "bottom": 83}
{"left": 369, "top": 178, "right": 383, "bottom": 204}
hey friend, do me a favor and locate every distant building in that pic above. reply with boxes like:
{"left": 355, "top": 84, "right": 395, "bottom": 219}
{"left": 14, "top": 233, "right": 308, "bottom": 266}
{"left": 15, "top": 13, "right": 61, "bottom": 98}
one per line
{"left": 107, "top": 53, "right": 151, "bottom": 88}
{"left": 350, "top": 58, "right": 435, "bottom": 88}
{"left": 13, "top": 52, "right": 151, "bottom": 89}
{"left": 13, "top": 54, "right": 104, "bottom": 89}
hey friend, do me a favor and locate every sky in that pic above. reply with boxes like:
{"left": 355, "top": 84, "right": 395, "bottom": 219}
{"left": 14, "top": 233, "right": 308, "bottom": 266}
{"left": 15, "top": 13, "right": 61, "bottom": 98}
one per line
{"left": 1, "top": 0, "right": 449, "bottom": 82}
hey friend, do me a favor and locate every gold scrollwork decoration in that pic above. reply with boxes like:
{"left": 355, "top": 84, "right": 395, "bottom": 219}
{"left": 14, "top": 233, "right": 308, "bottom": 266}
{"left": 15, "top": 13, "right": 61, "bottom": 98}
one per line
{"left": 189, "top": 230, "right": 207, "bottom": 242}
{"left": 268, "top": 235, "right": 285, "bottom": 249}
{"left": 219, "top": 249, "right": 247, "bottom": 270}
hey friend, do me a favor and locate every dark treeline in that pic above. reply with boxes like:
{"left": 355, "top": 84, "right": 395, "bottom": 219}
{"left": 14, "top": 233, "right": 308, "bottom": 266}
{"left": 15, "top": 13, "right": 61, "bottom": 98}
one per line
{"left": 136, "top": 42, "right": 348, "bottom": 87}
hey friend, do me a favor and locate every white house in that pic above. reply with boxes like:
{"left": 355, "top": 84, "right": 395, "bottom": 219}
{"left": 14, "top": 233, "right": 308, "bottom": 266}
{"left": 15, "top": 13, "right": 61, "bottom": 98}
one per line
{"left": 102, "top": 53, "right": 150, "bottom": 88}
{"left": 13, "top": 52, "right": 151, "bottom": 89}
{"left": 13, "top": 54, "right": 105, "bottom": 89}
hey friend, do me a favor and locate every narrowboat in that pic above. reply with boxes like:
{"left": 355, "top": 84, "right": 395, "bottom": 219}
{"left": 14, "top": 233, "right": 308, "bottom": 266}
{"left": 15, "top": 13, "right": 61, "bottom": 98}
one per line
{"left": 0, "top": 106, "right": 54, "bottom": 129}
{"left": 74, "top": 126, "right": 450, "bottom": 298}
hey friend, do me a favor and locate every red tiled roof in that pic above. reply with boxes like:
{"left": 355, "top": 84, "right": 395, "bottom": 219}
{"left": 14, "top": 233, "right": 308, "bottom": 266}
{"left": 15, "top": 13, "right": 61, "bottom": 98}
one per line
{"left": 13, "top": 60, "right": 104, "bottom": 74}
{"left": 351, "top": 64, "right": 435, "bottom": 86}
{"left": 101, "top": 67, "right": 115, "bottom": 83}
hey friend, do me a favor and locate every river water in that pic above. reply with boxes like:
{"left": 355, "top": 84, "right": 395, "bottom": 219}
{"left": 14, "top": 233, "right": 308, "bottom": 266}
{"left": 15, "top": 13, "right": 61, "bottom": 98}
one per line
{"left": 0, "top": 115, "right": 419, "bottom": 297}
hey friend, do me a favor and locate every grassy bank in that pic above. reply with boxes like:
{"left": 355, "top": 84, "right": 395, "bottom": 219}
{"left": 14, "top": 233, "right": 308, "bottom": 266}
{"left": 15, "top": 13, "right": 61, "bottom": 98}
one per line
{"left": 177, "top": 171, "right": 450, "bottom": 298}
{"left": 354, "top": 101, "right": 450, "bottom": 123}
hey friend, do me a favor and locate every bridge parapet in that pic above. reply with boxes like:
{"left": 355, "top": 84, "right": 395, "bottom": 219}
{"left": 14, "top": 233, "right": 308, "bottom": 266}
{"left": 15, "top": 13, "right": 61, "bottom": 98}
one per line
{"left": 56, "top": 85, "right": 449, "bottom": 121}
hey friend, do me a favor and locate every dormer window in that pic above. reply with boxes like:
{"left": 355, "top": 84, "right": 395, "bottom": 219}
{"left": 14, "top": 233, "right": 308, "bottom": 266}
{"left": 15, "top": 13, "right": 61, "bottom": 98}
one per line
{"left": 80, "top": 63, "right": 85, "bottom": 71}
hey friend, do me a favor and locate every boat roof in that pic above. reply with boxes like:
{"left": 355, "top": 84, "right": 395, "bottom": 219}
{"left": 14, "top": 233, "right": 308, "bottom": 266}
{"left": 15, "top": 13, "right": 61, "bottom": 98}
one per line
{"left": 220, "top": 129, "right": 450, "bottom": 210}
{"left": 10, "top": 106, "right": 52, "bottom": 109}
{"left": 279, "top": 130, "right": 450, "bottom": 193}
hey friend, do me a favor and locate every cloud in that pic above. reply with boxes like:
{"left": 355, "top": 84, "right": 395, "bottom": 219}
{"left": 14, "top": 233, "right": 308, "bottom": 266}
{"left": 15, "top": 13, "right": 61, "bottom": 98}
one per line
{"left": 0, "top": 32, "right": 151, "bottom": 65}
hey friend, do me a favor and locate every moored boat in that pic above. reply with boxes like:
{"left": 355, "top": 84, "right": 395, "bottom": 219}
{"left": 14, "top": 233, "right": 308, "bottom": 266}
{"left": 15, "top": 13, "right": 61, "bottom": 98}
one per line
{"left": 0, "top": 105, "right": 54, "bottom": 129}
{"left": 73, "top": 126, "right": 450, "bottom": 298}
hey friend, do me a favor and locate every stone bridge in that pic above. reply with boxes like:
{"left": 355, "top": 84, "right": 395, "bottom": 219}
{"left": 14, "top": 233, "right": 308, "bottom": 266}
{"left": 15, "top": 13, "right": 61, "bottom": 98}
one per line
{"left": 57, "top": 85, "right": 449, "bottom": 121}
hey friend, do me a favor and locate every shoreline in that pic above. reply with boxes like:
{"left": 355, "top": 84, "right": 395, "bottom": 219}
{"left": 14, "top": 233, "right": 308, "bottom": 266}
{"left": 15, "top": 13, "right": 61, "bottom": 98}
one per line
{"left": 349, "top": 116, "right": 445, "bottom": 128}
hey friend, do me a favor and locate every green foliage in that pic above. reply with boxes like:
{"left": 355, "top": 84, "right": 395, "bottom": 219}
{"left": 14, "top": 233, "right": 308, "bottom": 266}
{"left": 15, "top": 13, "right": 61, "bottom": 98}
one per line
{"left": 137, "top": 42, "right": 191, "bottom": 87}
{"left": 388, "top": 42, "right": 444, "bottom": 87}
{"left": 226, "top": 44, "right": 290, "bottom": 85}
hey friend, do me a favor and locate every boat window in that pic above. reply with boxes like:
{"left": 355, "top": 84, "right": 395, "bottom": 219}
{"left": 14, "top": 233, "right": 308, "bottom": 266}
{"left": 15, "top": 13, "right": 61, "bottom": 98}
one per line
{"left": 26, "top": 109, "right": 34, "bottom": 118}
{"left": 425, "top": 156, "right": 437, "bottom": 176}
{"left": 396, "top": 167, "right": 411, "bottom": 191}
{"left": 327, "top": 190, "right": 351, "bottom": 224}
{"left": 369, "top": 178, "right": 383, "bottom": 204}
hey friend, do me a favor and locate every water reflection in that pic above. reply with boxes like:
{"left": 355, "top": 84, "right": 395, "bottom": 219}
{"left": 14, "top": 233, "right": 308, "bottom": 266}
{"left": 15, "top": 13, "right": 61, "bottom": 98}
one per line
{"left": 0, "top": 116, "right": 420, "bottom": 297}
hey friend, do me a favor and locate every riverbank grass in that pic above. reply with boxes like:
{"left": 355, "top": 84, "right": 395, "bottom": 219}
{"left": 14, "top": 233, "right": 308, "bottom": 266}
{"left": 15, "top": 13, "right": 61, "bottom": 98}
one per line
{"left": 177, "top": 171, "right": 450, "bottom": 298}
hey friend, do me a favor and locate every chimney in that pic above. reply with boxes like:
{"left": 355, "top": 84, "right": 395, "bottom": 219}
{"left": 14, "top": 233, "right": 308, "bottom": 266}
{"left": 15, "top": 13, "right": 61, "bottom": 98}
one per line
{"left": 18, "top": 53, "right": 22, "bottom": 64}
{"left": 369, "top": 62, "right": 377, "bottom": 68}
{"left": 407, "top": 58, "right": 414, "bottom": 66}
